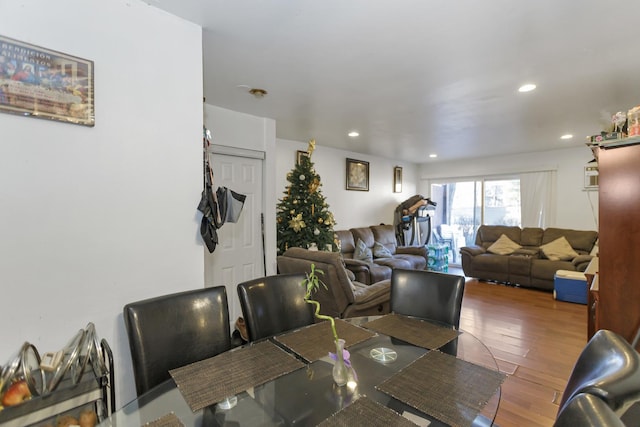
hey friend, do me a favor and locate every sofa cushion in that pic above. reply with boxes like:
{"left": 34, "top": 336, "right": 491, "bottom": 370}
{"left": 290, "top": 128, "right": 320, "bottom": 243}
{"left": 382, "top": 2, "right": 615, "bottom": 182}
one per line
{"left": 373, "top": 241, "right": 393, "bottom": 258}
{"left": 521, "top": 228, "right": 543, "bottom": 247}
{"left": 335, "top": 230, "right": 355, "bottom": 257}
{"left": 350, "top": 227, "right": 376, "bottom": 249}
{"left": 531, "top": 258, "right": 576, "bottom": 282}
{"left": 542, "top": 228, "right": 598, "bottom": 253}
{"left": 370, "top": 225, "right": 398, "bottom": 254}
{"left": 354, "top": 238, "right": 373, "bottom": 262}
{"left": 374, "top": 257, "right": 413, "bottom": 270}
{"left": 540, "top": 236, "right": 579, "bottom": 261}
{"left": 487, "top": 234, "right": 522, "bottom": 255}
{"left": 476, "top": 225, "right": 522, "bottom": 249}
{"left": 392, "top": 254, "right": 427, "bottom": 270}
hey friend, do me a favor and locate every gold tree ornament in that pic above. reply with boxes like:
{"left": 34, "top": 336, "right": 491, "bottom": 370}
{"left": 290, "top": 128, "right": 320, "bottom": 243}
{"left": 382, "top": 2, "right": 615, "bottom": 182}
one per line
{"left": 289, "top": 214, "right": 306, "bottom": 232}
{"left": 307, "top": 139, "right": 316, "bottom": 156}
{"left": 308, "top": 177, "right": 320, "bottom": 194}
{"left": 326, "top": 212, "right": 335, "bottom": 226}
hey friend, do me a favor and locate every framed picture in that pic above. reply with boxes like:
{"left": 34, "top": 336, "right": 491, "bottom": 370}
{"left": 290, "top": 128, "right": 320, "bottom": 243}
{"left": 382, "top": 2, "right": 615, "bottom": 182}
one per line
{"left": 346, "top": 158, "right": 369, "bottom": 191}
{"left": 0, "top": 35, "right": 95, "bottom": 126}
{"left": 296, "top": 150, "right": 309, "bottom": 165}
{"left": 394, "top": 166, "right": 403, "bottom": 193}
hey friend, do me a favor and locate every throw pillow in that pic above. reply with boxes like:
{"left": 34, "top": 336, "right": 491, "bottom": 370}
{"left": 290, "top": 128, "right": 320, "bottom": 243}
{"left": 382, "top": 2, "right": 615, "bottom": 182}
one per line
{"left": 540, "top": 236, "right": 579, "bottom": 261}
{"left": 373, "top": 241, "right": 393, "bottom": 258}
{"left": 354, "top": 238, "right": 373, "bottom": 263}
{"left": 487, "top": 234, "right": 522, "bottom": 255}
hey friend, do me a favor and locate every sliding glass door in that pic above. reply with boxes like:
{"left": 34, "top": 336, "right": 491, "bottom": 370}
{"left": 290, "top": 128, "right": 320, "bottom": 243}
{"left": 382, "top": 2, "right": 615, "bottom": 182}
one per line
{"left": 429, "top": 177, "right": 520, "bottom": 265}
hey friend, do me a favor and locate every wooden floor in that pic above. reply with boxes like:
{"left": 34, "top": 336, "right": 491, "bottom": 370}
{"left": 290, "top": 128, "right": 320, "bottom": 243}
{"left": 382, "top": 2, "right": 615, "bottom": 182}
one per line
{"left": 459, "top": 278, "right": 587, "bottom": 427}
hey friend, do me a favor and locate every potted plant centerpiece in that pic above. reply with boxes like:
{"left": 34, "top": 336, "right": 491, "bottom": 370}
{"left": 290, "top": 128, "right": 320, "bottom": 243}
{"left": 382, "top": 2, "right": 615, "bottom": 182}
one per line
{"left": 301, "top": 264, "right": 350, "bottom": 386}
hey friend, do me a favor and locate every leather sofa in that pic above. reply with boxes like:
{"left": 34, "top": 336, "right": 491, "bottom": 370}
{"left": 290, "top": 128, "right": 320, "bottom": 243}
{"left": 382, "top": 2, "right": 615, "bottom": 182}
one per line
{"left": 276, "top": 247, "right": 391, "bottom": 318}
{"left": 335, "top": 224, "right": 427, "bottom": 284}
{"left": 460, "top": 225, "right": 598, "bottom": 291}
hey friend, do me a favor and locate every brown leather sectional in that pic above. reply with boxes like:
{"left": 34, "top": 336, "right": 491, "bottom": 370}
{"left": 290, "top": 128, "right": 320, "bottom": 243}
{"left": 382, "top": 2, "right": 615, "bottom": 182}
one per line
{"left": 460, "top": 225, "right": 598, "bottom": 291}
{"left": 334, "top": 224, "right": 427, "bottom": 284}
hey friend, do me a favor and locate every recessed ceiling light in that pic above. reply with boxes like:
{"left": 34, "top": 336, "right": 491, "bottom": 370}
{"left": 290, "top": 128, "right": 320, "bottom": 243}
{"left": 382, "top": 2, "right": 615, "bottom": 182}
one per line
{"left": 348, "top": 131, "right": 359, "bottom": 137}
{"left": 429, "top": 154, "right": 437, "bottom": 158}
{"left": 518, "top": 83, "right": 537, "bottom": 93}
{"left": 561, "top": 134, "right": 574, "bottom": 140}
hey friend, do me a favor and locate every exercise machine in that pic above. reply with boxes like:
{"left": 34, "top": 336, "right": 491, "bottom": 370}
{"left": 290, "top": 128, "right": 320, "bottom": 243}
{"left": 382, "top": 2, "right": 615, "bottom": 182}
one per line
{"left": 394, "top": 195, "right": 437, "bottom": 247}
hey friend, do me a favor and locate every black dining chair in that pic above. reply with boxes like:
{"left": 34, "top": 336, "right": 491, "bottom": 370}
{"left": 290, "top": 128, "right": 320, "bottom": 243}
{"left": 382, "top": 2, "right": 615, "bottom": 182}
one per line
{"left": 390, "top": 268, "right": 466, "bottom": 328}
{"left": 237, "top": 273, "right": 315, "bottom": 342}
{"left": 558, "top": 329, "right": 640, "bottom": 417}
{"left": 554, "top": 393, "right": 625, "bottom": 427}
{"left": 123, "top": 286, "right": 232, "bottom": 396}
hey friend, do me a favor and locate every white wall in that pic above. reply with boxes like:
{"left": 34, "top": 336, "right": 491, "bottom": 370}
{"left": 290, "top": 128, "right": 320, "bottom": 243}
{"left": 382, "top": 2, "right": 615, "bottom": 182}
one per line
{"left": 0, "top": 0, "right": 203, "bottom": 408}
{"left": 418, "top": 147, "right": 599, "bottom": 231}
{"left": 276, "top": 139, "right": 419, "bottom": 231}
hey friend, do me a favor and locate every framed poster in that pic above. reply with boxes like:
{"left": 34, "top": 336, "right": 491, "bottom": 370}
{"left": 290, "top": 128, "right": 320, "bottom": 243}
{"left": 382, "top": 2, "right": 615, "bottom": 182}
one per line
{"left": 0, "top": 35, "right": 95, "bottom": 126}
{"left": 296, "top": 150, "right": 309, "bottom": 165}
{"left": 346, "top": 158, "right": 369, "bottom": 191}
{"left": 394, "top": 166, "right": 403, "bottom": 193}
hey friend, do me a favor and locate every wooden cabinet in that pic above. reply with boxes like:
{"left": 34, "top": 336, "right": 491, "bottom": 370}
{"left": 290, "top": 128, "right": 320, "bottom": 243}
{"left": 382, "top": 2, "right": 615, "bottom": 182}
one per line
{"left": 585, "top": 258, "right": 599, "bottom": 338}
{"left": 594, "top": 140, "right": 640, "bottom": 342}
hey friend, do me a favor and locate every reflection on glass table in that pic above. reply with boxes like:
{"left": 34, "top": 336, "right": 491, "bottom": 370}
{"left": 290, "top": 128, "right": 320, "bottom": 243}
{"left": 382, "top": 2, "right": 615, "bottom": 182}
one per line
{"left": 99, "top": 315, "right": 501, "bottom": 427}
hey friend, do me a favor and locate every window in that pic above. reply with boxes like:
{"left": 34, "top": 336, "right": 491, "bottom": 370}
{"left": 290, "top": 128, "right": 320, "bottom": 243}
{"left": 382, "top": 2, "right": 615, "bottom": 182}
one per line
{"left": 429, "top": 177, "right": 521, "bottom": 265}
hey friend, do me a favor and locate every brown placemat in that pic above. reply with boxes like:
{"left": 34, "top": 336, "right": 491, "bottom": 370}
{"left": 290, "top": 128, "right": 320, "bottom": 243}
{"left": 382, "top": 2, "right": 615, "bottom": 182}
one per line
{"left": 169, "top": 340, "right": 305, "bottom": 412}
{"left": 362, "top": 314, "right": 459, "bottom": 349}
{"left": 317, "top": 396, "right": 419, "bottom": 427}
{"left": 274, "top": 319, "right": 375, "bottom": 362}
{"left": 376, "top": 350, "right": 506, "bottom": 427}
{"left": 143, "top": 412, "right": 184, "bottom": 427}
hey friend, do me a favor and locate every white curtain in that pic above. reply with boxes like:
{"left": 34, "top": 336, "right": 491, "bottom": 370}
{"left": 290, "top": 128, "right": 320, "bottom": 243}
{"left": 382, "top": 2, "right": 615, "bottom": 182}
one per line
{"left": 520, "top": 170, "right": 557, "bottom": 228}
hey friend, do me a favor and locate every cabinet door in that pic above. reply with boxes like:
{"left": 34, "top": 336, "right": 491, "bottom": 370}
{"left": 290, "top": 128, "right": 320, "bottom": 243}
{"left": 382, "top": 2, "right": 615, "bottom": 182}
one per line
{"left": 598, "top": 144, "right": 640, "bottom": 342}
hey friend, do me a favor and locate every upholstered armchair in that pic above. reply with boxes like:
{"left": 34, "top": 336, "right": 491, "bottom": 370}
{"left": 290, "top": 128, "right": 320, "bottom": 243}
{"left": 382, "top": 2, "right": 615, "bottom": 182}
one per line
{"left": 276, "top": 247, "right": 391, "bottom": 319}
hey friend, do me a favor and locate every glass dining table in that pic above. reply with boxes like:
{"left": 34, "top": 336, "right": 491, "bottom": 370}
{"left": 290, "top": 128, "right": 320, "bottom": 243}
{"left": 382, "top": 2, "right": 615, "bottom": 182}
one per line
{"left": 99, "top": 315, "right": 503, "bottom": 427}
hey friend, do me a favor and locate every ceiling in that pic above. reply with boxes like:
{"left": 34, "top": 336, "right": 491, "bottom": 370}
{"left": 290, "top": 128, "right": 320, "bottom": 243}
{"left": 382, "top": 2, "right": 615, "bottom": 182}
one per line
{"left": 146, "top": 0, "right": 640, "bottom": 163}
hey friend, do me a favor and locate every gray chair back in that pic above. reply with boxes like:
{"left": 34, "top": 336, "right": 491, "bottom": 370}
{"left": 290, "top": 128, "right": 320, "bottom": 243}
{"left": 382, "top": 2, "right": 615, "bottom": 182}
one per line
{"left": 558, "top": 329, "right": 640, "bottom": 416}
{"left": 237, "top": 273, "right": 315, "bottom": 342}
{"left": 123, "top": 286, "right": 231, "bottom": 396}
{"left": 390, "top": 269, "right": 465, "bottom": 328}
{"left": 554, "top": 393, "right": 624, "bottom": 427}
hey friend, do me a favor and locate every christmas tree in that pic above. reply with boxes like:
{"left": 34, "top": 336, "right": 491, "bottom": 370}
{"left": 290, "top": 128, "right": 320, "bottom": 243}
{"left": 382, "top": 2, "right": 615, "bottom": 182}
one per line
{"left": 277, "top": 139, "right": 337, "bottom": 254}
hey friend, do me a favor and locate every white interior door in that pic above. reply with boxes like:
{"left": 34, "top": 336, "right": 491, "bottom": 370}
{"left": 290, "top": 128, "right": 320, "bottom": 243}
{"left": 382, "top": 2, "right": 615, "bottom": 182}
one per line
{"left": 204, "top": 152, "right": 264, "bottom": 326}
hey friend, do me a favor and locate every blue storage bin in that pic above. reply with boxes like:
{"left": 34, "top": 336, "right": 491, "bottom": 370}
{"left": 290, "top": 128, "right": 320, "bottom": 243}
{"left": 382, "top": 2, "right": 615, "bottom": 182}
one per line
{"left": 554, "top": 270, "right": 587, "bottom": 304}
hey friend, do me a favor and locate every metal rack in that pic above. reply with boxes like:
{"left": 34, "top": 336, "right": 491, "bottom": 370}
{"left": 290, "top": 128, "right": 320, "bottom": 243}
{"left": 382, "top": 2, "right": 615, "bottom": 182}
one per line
{"left": 0, "top": 339, "right": 114, "bottom": 427}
